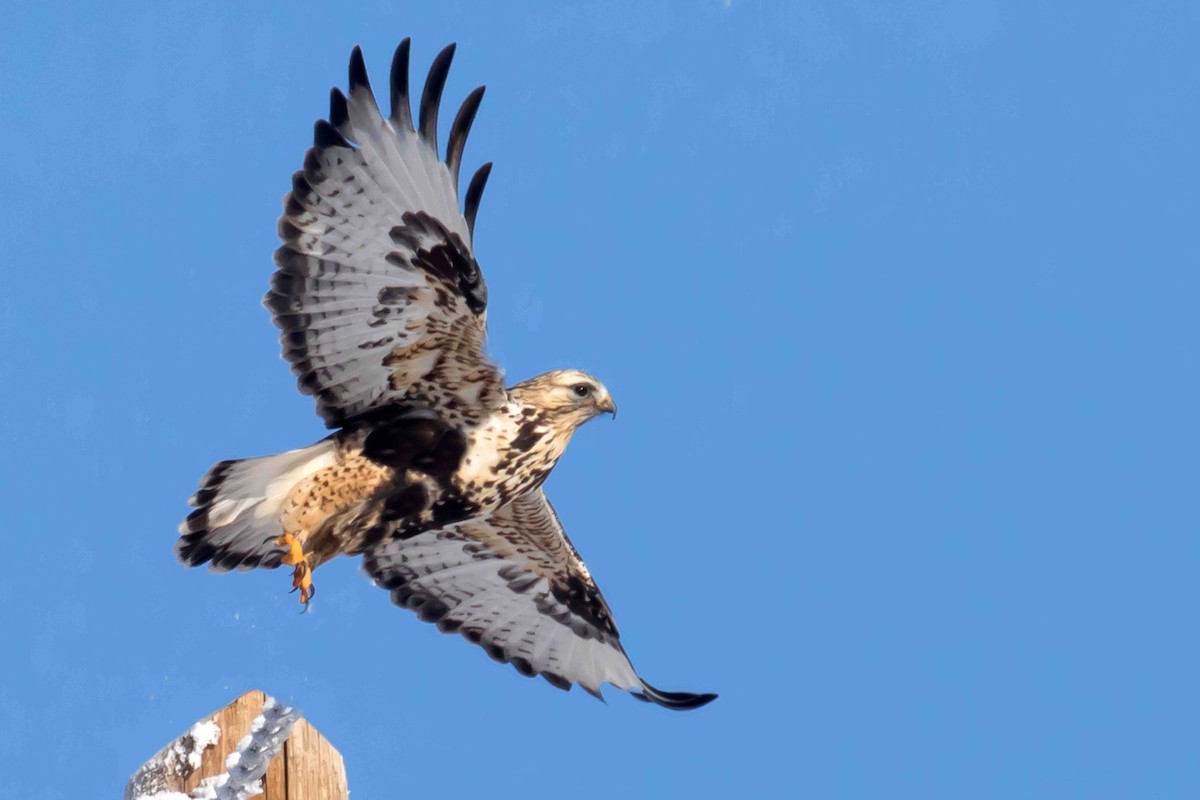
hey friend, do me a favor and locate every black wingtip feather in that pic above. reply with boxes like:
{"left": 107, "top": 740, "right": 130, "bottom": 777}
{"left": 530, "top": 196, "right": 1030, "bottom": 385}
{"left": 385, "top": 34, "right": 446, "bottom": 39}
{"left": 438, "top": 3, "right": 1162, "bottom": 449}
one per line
{"left": 447, "top": 85, "right": 485, "bottom": 191}
{"left": 314, "top": 119, "right": 350, "bottom": 149}
{"left": 348, "top": 45, "right": 372, "bottom": 97}
{"left": 419, "top": 42, "right": 457, "bottom": 154}
{"left": 464, "top": 161, "right": 492, "bottom": 236}
{"left": 329, "top": 88, "right": 349, "bottom": 132}
{"left": 633, "top": 681, "right": 719, "bottom": 711}
{"left": 389, "top": 38, "right": 413, "bottom": 130}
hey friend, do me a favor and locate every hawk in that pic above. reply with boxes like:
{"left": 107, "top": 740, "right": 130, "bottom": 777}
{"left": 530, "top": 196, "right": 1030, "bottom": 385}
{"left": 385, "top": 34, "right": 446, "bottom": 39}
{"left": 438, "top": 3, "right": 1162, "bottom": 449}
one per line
{"left": 176, "top": 40, "right": 716, "bottom": 711}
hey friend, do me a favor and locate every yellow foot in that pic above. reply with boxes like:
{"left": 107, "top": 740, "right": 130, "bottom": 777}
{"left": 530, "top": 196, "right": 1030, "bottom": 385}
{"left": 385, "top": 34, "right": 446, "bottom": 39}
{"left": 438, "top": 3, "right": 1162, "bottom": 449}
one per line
{"left": 275, "top": 534, "right": 315, "bottom": 606}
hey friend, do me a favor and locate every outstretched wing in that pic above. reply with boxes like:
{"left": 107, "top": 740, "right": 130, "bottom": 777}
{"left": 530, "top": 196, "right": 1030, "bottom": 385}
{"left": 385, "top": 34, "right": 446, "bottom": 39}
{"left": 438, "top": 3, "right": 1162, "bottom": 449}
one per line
{"left": 362, "top": 489, "right": 717, "bottom": 710}
{"left": 267, "top": 41, "right": 505, "bottom": 428}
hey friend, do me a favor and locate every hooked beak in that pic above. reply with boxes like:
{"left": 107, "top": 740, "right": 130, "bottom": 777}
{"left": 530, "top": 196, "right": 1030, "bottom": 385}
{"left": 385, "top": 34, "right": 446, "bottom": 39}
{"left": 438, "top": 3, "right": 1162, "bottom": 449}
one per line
{"left": 596, "top": 396, "right": 617, "bottom": 419}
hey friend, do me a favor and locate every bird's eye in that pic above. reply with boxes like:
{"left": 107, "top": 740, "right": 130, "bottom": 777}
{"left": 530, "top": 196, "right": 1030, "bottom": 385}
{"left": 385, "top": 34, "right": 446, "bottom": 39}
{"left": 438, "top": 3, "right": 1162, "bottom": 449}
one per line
{"left": 572, "top": 384, "right": 592, "bottom": 398}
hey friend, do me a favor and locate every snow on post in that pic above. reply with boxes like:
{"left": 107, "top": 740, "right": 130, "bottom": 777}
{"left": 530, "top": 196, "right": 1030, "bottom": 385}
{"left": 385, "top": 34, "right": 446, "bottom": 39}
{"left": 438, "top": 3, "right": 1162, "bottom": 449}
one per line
{"left": 125, "top": 690, "right": 347, "bottom": 800}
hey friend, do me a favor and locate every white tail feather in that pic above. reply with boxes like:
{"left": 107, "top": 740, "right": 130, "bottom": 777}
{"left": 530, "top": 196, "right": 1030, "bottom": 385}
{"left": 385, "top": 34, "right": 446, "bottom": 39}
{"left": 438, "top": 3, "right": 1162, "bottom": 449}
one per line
{"left": 176, "top": 439, "right": 338, "bottom": 572}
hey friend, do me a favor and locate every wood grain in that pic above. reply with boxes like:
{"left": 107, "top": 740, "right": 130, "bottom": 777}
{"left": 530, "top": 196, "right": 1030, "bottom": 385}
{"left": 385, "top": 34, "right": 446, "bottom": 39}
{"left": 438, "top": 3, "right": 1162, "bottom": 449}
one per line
{"left": 128, "top": 689, "right": 347, "bottom": 800}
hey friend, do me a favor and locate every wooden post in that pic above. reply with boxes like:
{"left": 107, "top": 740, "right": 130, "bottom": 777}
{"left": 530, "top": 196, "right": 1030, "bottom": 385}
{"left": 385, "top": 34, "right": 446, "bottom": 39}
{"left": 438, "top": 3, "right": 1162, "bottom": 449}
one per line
{"left": 125, "top": 689, "right": 348, "bottom": 800}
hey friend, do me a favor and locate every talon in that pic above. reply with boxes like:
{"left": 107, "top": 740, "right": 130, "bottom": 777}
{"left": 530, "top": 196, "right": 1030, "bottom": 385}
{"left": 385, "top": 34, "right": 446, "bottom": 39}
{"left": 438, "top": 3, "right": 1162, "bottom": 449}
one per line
{"left": 276, "top": 534, "right": 315, "bottom": 607}
{"left": 292, "top": 563, "right": 314, "bottom": 606}
{"left": 275, "top": 533, "right": 306, "bottom": 566}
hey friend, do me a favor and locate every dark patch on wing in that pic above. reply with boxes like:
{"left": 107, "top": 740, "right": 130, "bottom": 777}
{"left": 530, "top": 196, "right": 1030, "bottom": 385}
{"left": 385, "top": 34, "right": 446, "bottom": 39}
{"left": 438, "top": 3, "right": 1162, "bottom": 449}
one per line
{"left": 388, "top": 212, "right": 487, "bottom": 314}
{"left": 388, "top": 226, "right": 421, "bottom": 252}
{"left": 550, "top": 574, "right": 620, "bottom": 640}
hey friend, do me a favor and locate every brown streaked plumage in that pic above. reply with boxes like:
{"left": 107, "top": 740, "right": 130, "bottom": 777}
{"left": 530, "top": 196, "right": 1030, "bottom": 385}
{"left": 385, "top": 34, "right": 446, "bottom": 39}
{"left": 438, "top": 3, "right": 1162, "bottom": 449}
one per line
{"left": 175, "top": 39, "right": 715, "bottom": 711}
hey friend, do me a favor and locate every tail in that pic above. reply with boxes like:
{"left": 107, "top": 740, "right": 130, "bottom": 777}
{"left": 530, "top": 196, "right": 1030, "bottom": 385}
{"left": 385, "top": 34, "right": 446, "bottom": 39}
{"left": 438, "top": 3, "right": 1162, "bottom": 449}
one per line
{"left": 176, "top": 439, "right": 337, "bottom": 572}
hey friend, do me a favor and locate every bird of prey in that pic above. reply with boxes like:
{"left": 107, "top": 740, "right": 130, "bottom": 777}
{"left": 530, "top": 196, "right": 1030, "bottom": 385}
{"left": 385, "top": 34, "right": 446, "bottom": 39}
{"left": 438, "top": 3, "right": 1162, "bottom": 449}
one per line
{"left": 175, "top": 40, "right": 715, "bottom": 710}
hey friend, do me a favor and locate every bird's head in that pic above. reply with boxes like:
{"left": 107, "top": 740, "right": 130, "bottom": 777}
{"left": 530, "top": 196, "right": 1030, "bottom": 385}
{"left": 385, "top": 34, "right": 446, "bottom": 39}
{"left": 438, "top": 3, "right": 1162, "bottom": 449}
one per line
{"left": 510, "top": 369, "right": 617, "bottom": 429}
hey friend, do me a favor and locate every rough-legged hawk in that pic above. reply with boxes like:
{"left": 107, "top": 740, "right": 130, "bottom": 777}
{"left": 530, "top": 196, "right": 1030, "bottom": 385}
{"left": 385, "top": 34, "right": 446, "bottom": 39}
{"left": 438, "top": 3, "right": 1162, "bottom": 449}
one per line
{"left": 176, "top": 40, "right": 716, "bottom": 711}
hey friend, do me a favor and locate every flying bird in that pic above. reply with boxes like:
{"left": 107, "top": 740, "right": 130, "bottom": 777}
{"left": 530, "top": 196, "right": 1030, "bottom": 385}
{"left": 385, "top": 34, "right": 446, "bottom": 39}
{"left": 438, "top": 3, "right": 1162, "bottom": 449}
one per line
{"left": 176, "top": 40, "right": 716, "bottom": 711}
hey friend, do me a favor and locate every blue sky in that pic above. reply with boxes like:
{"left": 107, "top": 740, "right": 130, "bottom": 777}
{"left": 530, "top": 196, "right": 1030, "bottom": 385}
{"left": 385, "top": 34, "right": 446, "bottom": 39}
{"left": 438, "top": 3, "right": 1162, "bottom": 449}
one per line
{"left": 2, "top": 2, "right": 1197, "bottom": 797}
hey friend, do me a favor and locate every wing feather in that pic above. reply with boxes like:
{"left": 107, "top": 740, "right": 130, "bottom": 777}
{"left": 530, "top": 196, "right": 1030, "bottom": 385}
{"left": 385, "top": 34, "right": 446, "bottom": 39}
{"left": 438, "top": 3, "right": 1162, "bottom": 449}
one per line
{"left": 446, "top": 86, "right": 486, "bottom": 191}
{"left": 463, "top": 162, "right": 492, "bottom": 237}
{"left": 362, "top": 489, "right": 717, "bottom": 710}
{"left": 419, "top": 44, "right": 456, "bottom": 151}
{"left": 389, "top": 39, "right": 415, "bottom": 131}
{"left": 268, "top": 43, "right": 502, "bottom": 428}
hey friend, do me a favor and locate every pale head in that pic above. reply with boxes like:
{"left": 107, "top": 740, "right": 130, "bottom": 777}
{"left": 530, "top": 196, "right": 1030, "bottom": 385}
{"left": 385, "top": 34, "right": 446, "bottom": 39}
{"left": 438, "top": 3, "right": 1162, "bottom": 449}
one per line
{"left": 508, "top": 369, "right": 617, "bottom": 428}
